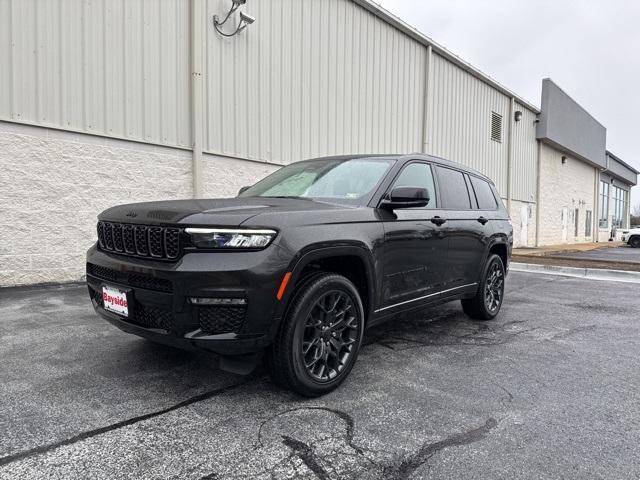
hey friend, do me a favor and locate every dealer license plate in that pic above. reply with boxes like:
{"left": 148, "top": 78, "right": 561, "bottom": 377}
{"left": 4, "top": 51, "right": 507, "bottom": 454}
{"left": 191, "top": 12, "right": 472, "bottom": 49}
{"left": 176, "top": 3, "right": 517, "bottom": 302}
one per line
{"left": 102, "top": 286, "right": 129, "bottom": 317}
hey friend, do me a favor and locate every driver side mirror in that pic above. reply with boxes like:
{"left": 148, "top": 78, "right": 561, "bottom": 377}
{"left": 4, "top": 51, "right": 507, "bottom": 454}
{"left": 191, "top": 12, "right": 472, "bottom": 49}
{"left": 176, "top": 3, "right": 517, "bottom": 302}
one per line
{"left": 237, "top": 186, "right": 251, "bottom": 196}
{"left": 381, "top": 187, "right": 430, "bottom": 210}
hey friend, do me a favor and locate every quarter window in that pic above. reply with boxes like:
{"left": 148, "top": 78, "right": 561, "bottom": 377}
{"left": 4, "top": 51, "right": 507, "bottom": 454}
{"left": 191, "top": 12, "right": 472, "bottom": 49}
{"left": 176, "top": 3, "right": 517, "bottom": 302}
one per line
{"left": 392, "top": 163, "right": 436, "bottom": 208}
{"left": 470, "top": 176, "right": 498, "bottom": 210}
{"left": 436, "top": 167, "right": 472, "bottom": 209}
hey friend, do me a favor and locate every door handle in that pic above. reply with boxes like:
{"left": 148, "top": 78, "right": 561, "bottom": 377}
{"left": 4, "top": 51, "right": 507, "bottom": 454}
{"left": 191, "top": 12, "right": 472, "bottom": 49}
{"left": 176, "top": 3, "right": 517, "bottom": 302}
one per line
{"left": 477, "top": 216, "right": 489, "bottom": 225}
{"left": 430, "top": 216, "right": 447, "bottom": 226}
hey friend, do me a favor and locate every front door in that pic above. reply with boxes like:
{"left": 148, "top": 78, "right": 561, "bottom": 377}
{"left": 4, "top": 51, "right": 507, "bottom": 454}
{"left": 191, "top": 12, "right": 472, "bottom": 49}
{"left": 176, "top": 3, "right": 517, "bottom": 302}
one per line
{"left": 380, "top": 162, "right": 448, "bottom": 309}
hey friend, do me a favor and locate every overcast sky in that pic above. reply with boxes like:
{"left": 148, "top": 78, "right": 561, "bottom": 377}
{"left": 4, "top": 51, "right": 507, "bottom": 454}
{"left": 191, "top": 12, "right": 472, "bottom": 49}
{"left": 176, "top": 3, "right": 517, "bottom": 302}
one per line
{"left": 378, "top": 0, "right": 640, "bottom": 206}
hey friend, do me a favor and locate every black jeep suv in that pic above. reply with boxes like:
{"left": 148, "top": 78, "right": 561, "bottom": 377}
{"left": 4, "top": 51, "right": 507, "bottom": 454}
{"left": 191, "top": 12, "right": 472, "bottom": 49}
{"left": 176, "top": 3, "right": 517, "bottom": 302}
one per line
{"left": 87, "top": 154, "right": 512, "bottom": 396}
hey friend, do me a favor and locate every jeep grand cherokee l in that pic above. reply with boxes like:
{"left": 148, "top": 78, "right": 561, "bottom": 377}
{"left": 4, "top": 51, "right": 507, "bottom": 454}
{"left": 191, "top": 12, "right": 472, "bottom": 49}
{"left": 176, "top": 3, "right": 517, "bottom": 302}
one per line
{"left": 87, "top": 154, "right": 512, "bottom": 396}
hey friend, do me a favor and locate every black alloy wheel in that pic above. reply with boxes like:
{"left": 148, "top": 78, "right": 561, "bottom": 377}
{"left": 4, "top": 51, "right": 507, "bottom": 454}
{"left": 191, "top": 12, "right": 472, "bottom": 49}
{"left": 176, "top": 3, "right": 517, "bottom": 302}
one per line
{"left": 461, "top": 253, "right": 505, "bottom": 320}
{"left": 267, "top": 273, "right": 365, "bottom": 397}
{"left": 484, "top": 260, "right": 504, "bottom": 314}
{"left": 302, "top": 290, "right": 359, "bottom": 382}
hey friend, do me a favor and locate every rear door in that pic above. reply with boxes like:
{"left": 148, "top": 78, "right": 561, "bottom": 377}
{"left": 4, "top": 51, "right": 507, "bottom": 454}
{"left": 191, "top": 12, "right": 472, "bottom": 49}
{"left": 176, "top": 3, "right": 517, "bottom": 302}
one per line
{"left": 379, "top": 162, "right": 448, "bottom": 311}
{"left": 434, "top": 166, "right": 489, "bottom": 291}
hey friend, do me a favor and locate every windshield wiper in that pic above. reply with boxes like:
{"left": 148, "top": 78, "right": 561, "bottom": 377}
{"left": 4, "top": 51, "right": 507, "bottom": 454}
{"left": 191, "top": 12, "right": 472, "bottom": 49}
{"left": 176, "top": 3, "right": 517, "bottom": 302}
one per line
{"left": 263, "top": 196, "right": 313, "bottom": 200}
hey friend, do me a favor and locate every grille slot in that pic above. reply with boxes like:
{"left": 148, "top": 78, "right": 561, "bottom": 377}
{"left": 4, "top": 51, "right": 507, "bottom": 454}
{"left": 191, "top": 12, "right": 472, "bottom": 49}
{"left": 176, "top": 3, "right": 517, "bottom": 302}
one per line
{"left": 165, "top": 228, "right": 181, "bottom": 259}
{"left": 87, "top": 263, "right": 173, "bottom": 293}
{"left": 112, "top": 224, "right": 124, "bottom": 252}
{"left": 123, "top": 224, "right": 135, "bottom": 254}
{"left": 103, "top": 223, "right": 114, "bottom": 250}
{"left": 97, "top": 222, "right": 181, "bottom": 260}
{"left": 198, "top": 306, "right": 247, "bottom": 335}
{"left": 148, "top": 227, "right": 164, "bottom": 257}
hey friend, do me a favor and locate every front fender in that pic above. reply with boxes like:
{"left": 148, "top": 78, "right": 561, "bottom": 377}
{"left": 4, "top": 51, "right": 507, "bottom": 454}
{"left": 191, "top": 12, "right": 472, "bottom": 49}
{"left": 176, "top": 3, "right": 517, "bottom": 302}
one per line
{"left": 273, "top": 242, "right": 378, "bottom": 325}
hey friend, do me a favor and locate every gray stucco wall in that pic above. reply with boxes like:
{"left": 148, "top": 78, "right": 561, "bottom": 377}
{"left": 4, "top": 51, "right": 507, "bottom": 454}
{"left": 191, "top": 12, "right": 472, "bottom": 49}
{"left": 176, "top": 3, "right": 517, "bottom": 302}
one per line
{"left": 536, "top": 79, "right": 607, "bottom": 169}
{"left": 605, "top": 153, "right": 638, "bottom": 186}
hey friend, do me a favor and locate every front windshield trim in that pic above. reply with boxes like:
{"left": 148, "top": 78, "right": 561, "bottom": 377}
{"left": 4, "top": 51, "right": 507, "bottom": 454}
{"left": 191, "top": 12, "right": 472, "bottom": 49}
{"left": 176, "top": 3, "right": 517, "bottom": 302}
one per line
{"left": 239, "top": 157, "right": 397, "bottom": 206}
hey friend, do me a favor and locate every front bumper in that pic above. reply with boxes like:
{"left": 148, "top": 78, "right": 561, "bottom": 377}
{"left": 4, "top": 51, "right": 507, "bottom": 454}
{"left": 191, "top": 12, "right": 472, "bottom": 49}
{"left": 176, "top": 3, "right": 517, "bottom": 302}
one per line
{"left": 86, "top": 244, "right": 291, "bottom": 356}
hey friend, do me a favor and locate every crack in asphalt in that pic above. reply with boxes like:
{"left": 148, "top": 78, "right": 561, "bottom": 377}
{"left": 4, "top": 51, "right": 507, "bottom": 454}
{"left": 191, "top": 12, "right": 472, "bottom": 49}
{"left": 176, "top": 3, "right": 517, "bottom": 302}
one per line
{"left": 254, "top": 405, "right": 500, "bottom": 480}
{"left": 257, "top": 406, "right": 364, "bottom": 455}
{"left": 0, "top": 377, "right": 257, "bottom": 468}
{"left": 281, "top": 435, "right": 330, "bottom": 480}
{"left": 382, "top": 418, "right": 499, "bottom": 479}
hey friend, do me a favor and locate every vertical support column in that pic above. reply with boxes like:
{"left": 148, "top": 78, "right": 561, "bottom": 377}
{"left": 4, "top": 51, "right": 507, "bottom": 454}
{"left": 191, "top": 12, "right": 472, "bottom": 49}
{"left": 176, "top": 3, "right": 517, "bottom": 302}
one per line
{"left": 191, "top": 0, "right": 204, "bottom": 198}
{"left": 421, "top": 45, "right": 433, "bottom": 154}
{"left": 535, "top": 140, "right": 542, "bottom": 246}
{"left": 506, "top": 97, "right": 515, "bottom": 216}
{"left": 593, "top": 167, "right": 599, "bottom": 242}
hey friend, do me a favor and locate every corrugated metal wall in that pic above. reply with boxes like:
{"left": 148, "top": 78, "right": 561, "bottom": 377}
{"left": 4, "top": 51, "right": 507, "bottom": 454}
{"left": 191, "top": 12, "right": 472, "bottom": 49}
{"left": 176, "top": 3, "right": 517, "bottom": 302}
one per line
{"left": 426, "top": 53, "right": 510, "bottom": 194}
{"left": 0, "top": 0, "right": 191, "bottom": 147}
{"left": 511, "top": 104, "right": 538, "bottom": 202}
{"left": 0, "top": 0, "right": 539, "bottom": 200}
{"left": 204, "top": 0, "right": 426, "bottom": 164}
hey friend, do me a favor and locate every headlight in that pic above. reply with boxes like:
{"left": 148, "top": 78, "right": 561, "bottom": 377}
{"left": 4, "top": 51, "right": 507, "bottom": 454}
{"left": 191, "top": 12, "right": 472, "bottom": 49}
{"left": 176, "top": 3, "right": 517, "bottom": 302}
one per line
{"left": 185, "top": 228, "right": 277, "bottom": 249}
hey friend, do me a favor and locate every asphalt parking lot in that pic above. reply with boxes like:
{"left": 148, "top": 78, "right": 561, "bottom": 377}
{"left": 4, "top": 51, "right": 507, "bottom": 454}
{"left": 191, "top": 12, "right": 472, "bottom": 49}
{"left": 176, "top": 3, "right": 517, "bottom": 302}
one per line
{"left": 1, "top": 271, "right": 639, "bottom": 479}
{"left": 555, "top": 245, "right": 640, "bottom": 264}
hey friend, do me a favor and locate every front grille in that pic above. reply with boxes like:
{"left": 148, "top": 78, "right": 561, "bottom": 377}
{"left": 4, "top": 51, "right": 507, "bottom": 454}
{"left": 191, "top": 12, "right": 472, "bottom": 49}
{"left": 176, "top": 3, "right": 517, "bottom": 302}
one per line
{"left": 198, "top": 306, "right": 247, "bottom": 335}
{"left": 87, "top": 263, "right": 173, "bottom": 293}
{"left": 98, "top": 222, "right": 181, "bottom": 260}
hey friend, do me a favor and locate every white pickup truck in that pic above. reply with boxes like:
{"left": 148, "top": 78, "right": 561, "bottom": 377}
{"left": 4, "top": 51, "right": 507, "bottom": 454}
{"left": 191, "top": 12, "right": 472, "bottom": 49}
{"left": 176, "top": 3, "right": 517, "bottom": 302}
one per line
{"left": 621, "top": 227, "right": 640, "bottom": 248}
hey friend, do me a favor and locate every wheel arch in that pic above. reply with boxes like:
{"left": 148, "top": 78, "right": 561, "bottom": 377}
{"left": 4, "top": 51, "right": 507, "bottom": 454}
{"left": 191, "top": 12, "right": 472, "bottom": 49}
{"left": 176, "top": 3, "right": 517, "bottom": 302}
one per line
{"left": 276, "top": 243, "right": 377, "bottom": 325}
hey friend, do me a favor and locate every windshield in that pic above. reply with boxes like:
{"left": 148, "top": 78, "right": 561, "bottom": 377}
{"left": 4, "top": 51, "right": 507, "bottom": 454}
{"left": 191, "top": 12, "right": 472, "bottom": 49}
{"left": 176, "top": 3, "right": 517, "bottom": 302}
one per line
{"left": 239, "top": 158, "right": 395, "bottom": 205}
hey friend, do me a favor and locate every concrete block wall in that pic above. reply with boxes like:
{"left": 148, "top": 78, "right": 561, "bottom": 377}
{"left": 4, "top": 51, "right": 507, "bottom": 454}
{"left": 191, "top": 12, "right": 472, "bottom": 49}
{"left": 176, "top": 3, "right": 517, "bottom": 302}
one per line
{"left": 537, "top": 143, "right": 596, "bottom": 246}
{"left": 0, "top": 122, "right": 278, "bottom": 287}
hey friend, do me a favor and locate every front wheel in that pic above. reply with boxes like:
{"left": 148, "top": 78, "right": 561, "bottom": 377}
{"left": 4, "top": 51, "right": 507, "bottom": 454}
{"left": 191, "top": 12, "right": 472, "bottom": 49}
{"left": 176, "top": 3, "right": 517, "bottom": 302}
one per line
{"left": 267, "top": 273, "right": 365, "bottom": 397}
{"left": 461, "top": 254, "right": 505, "bottom": 320}
{"left": 630, "top": 236, "right": 640, "bottom": 248}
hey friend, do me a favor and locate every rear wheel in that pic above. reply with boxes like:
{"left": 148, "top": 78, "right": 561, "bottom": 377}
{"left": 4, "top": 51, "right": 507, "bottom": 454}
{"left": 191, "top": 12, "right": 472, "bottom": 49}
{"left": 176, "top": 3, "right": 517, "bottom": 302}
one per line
{"left": 267, "top": 273, "right": 365, "bottom": 397}
{"left": 630, "top": 236, "right": 640, "bottom": 248}
{"left": 461, "top": 254, "right": 505, "bottom": 320}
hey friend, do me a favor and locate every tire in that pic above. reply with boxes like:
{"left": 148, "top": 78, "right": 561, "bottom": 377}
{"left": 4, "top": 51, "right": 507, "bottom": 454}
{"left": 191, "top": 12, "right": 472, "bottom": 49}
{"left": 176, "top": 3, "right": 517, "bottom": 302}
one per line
{"left": 461, "top": 254, "right": 505, "bottom": 321}
{"left": 630, "top": 236, "right": 640, "bottom": 248}
{"left": 267, "top": 273, "right": 365, "bottom": 397}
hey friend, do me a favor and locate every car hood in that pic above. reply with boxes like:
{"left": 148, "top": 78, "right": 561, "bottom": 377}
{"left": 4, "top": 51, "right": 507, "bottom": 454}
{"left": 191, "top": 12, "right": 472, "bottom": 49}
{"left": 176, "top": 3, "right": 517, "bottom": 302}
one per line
{"left": 98, "top": 197, "right": 354, "bottom": 227}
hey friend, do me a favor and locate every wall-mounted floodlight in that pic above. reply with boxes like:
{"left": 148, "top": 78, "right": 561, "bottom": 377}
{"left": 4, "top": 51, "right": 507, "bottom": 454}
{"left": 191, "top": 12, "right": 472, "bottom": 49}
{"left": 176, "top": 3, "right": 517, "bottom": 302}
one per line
{"left": 213, "top": 0, "right": 256, "bottom": 37}
{"left": 514, "top": 111, "right": 523, "bottom": 122}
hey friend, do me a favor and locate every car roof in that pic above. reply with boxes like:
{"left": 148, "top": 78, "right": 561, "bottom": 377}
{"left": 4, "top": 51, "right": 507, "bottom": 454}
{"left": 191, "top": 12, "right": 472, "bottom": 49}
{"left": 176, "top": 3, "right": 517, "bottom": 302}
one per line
{"left": 296, "top": 154, "right": 495, "bottom": 184}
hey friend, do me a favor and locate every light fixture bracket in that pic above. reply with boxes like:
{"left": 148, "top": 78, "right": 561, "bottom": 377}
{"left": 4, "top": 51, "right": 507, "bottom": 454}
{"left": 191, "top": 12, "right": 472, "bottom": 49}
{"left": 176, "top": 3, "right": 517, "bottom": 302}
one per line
{"left": 213, "top": 1, "right": 255, "bottom": 37}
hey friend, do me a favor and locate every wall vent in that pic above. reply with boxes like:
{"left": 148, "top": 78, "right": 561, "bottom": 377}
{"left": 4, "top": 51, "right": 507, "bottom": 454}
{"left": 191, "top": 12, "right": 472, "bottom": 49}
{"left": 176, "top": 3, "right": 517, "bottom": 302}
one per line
{"left": 491, "top": 112, "right": 502, "bottom": 143}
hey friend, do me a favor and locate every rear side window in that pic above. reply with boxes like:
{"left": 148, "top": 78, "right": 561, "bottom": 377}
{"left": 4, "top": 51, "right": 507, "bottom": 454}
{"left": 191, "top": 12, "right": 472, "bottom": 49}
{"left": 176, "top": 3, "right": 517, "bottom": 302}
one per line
{"left": 470, "top": 176, "right": 498, "bottom": 210}
{"left": 392, "top": 163, "right": 437, "bottom": 208}
{"left": 435, "top": 167, "right": 471, "bottom": 209}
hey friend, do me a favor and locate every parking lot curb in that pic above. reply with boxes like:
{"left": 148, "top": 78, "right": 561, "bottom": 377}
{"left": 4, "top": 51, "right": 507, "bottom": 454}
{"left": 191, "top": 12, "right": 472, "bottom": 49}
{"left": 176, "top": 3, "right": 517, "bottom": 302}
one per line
{"left": 510, "top": 262, "right": 640, "bottom": 284}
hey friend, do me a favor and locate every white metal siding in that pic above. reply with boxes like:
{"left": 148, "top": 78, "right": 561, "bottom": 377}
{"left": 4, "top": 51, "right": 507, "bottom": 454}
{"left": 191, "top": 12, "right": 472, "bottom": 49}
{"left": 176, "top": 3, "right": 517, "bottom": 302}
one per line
{"left": 426, "top": 53, "right": 510, "bottom": 194}
{"left": 0, "top": 0, "right": 191, "bottom": 147}
{"left": 0, "top": 0, "right": 539, "bottom": 199}
{"left": 512, "top": 104, "right": 538, "bottom": 202}
{"left": 204, "top": 0, "right": 426, "bottom": 164}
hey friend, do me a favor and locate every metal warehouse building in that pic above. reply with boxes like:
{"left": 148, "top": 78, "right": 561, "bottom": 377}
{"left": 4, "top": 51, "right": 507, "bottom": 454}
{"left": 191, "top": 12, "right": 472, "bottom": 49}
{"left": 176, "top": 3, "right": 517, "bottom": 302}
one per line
{"left": 0, "top": 0, "right": 637, "bottom": 287}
